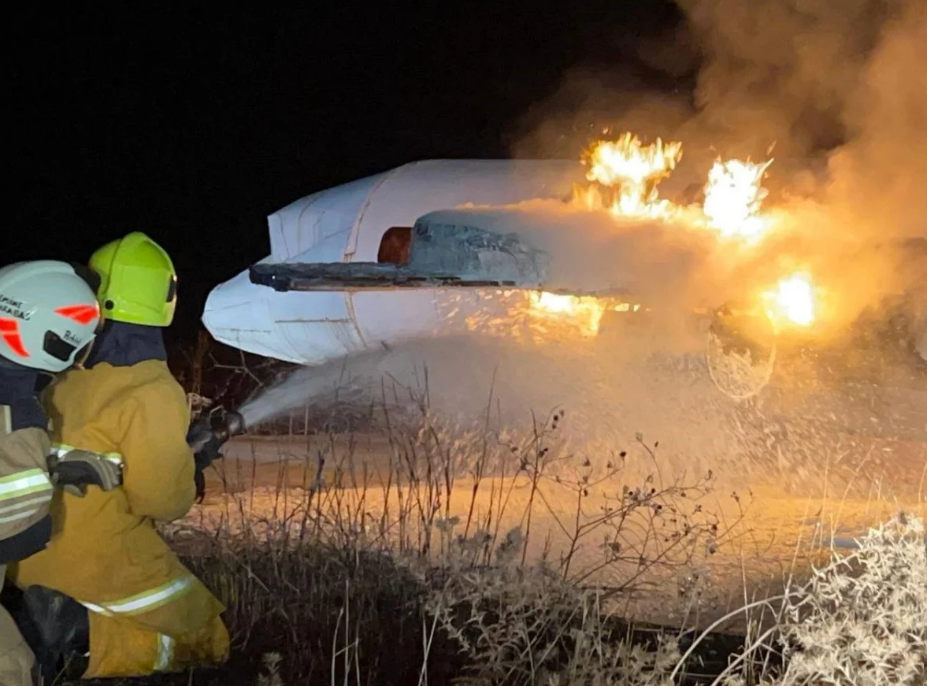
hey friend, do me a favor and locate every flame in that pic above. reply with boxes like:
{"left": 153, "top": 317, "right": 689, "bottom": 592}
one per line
{"left": 702, "top": 158, "right": 774, "bottom": 241}
{"left": 573, "top": 133, "right": 776, "bottom": 243}
{"left": 526, "top": 291, "right": 607, "bottom": 337}
{"left": 579, "top": 134, "right": 683, "bottom": 219}
{"left": 562, "top": 131, "right": 827, "bottom": 338}
{"left": 763, "top": 273, "right": 817, "bottom": 328}
{"left": 585, "top": 133, "right": 682, "bottom": 187}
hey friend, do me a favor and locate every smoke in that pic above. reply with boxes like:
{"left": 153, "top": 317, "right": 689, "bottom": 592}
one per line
{"left": 681, "top": 0, "right": 927, "bottom": 240}
{"left": 513, "top": 0, "right": 927, "bottom": 228}
{"left": 824, "top": 1, "right": 927, "bottom": 239}
{"left": 240, "top": 3, "right": 927, "bottom": 497}
{"left": 442, "top": 199, "right": 745, "bottom": 307}
{"left": 679, "top": 0, "right": 891, "bottom": 158}
{"left": 509, "top": 0, "right": 927, "bottom": 323}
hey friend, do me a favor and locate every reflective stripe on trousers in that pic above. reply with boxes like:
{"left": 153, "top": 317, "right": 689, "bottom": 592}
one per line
{"left": 154, "top": 634, "right": 176, "bottom": 672}
{"left": 77, "top": 577, "right": 191, "bottom": 673}
{"left": 78, "top": 575, "right": 196, "bottom": 618}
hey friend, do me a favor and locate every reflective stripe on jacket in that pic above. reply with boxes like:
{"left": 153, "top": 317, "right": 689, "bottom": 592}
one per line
{"left": 0, "top": 406, "right": 53, "bottom": 546}
{"left": 10, "top": 360, "right": 229, "bottom": 678}
{"left": 49, "top": 442, "right": 124, "bottom": 467}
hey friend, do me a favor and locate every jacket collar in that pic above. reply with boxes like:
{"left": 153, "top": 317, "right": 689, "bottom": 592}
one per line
{"left": 84, "top": 321, "right": 167, "bottom": 369}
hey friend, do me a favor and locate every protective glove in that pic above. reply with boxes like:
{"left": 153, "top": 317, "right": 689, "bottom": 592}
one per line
{"left": 186, "top": 416, "right": 215, "bottom": 455}
{"left": 193, "top": 440, "right": 223, "bottom": 502}
{"left": 193, "top": 434, "right": 223, "bottom": 472}
{"left": 194, "top": 467, "right": 206, "bottom": 503}
{"left": 48, "top": 449, "right": 123, "bottom": 497}
{"left": 186, "top": 418, "right": 223, "bottom": 503}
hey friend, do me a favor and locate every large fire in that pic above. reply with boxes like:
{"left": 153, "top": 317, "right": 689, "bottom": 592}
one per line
{"left": 527, "top": 132, "right": 820, "bottom": 333}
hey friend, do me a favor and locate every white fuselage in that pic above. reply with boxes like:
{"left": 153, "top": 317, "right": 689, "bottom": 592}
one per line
{"left": 203, "top": 160, "right": 594, "bottom": 364}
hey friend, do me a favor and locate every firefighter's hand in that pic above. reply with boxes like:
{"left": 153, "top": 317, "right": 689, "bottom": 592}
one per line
{"left": 187, "top": 416, "right": 226, "bottom": 503}
{"left": 194, "top": 435, "right": 223, "bottom": 472}
{"left": 186, "top": 417, "right": 214, "bottom": 455}
{"left": 49, "top": 450, "right": 123, "bottom": 497}
{"left": 193, "top": 439, "right": 223, "bottom": 503}
{"left": 194, "top": 466, "right": 207, "bottom": 503}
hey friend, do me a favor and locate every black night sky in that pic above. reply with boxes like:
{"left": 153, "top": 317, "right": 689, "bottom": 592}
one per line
{"left": 10, "top": 3, "right": 689, "bottom": 355}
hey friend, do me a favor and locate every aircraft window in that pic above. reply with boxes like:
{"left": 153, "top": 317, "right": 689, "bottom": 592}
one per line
{"left": 377, "top": 226, "right": 412, "bottom": 265}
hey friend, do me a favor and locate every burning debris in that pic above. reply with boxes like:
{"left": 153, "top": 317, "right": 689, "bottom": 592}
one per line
{"left": 526, "top": 291, "right": 610, "bottom": 337}
{"left": 762, "top": 273, "right": 817, "bottom": 330}
{"left": 701, "top": 158, "right": 774, "bottom": 242}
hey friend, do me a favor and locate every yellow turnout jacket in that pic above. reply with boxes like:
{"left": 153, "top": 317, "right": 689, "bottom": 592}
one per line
{"left": 11, "top": 360, "right": 229, "bottom": 678}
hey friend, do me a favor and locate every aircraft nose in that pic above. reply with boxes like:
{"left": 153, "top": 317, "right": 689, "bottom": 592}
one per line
{"left": 203, "top": 267, "right": 372, "bottom": 365}
{"left": 203, "top": 269, "right": 304, "bottom": 363}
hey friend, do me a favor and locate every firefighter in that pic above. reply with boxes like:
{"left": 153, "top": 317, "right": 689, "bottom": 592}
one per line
{"left": 10, "top": 233, "right": 230, "bottom": 678}
{"left": 0, "top": 260, "right": 122, "bottom": 686}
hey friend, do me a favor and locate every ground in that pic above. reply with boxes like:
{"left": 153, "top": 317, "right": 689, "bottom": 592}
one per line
{"left": 49, "top": 372, "right": 927, "bottom": 685}
{"left": 204, "top": 426, "right": 925, "bottom": 631}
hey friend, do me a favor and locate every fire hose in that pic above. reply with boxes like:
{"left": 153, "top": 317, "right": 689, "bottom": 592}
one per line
{"left": 185, "top": 409, "right": 246, "bottom": 501}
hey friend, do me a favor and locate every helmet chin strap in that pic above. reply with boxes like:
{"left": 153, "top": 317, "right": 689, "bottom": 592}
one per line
{"left": 74, "top": 339, "right": 96, "bottom": 370}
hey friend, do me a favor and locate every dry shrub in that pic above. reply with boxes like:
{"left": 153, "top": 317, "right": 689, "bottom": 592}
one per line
{"left": 176, "top": 531, "right": 464, "bottom": 686}
{"left": 770, "top": 512, "right": 926, "bottom": 686}
{"left": 423, "top": 546, "right": 681, "bottom": 686}
{"left": 711, "top": 513, "right": 927, "bottom": 686}
{"left": 156, "top": 401, "right": 740, "bottom": 686}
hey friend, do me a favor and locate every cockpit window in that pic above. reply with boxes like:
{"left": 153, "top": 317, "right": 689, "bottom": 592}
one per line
{"left": 377, "top": 227, "right": 412, "bottom": 265}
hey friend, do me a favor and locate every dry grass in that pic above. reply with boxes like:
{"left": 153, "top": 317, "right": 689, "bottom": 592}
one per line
{"left": 59, "top": 394, "right": 925, "bottom": 686}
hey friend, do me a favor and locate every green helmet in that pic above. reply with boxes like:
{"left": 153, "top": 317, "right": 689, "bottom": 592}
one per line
{"left": 89, "top": 232, "right": 177, "bottom": 327}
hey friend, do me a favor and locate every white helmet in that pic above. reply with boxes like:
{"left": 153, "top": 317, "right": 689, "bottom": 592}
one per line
{"left": 0, "top": 260, "right": 102, "bottom": 373}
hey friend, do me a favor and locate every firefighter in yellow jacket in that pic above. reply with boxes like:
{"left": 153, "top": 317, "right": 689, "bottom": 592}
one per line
{"left": 10, "top": 233, "right": 230, "bottom": 678}
{"left": 0, "top": 260, "right": 122, "bottom": 686}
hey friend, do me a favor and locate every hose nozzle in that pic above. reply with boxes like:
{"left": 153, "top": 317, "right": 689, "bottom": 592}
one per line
{"left": 187, "top": 409, "right": 246, "bottom": 454}
{"left": 215, "top": 410, "right": 245, "bottom": 444}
